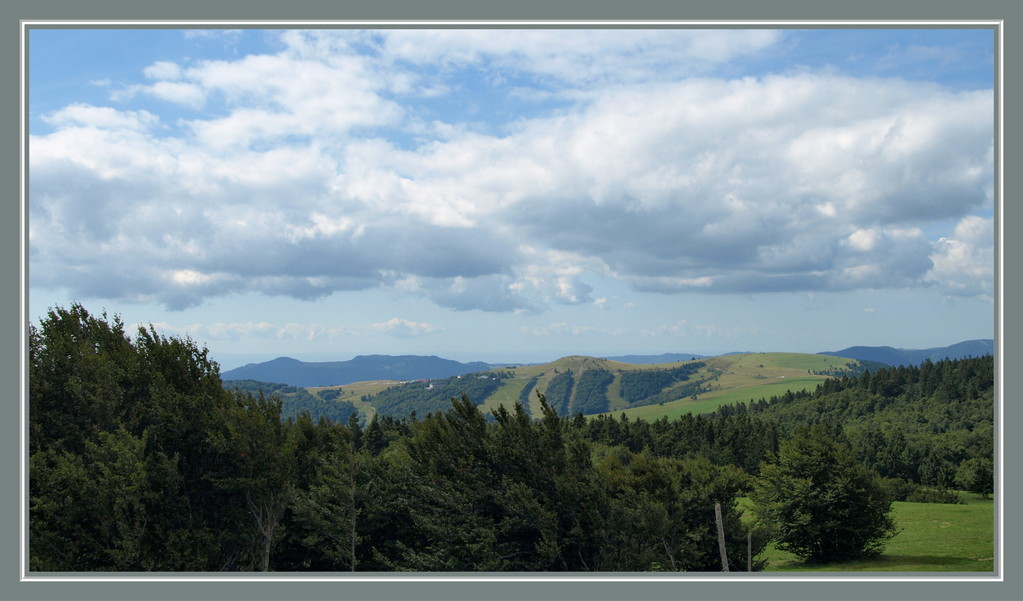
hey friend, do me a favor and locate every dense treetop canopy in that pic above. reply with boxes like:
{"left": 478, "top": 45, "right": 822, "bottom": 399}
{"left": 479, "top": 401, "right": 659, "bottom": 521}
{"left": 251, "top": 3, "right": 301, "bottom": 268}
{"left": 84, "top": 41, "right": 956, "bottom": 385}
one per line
{"left": 28, "top": 305, "right": 993, "bottom": 572}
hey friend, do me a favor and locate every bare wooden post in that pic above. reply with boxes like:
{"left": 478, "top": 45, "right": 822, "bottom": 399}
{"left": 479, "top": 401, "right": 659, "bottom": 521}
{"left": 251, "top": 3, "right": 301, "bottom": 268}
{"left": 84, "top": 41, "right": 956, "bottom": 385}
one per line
{"left": 714, "top": 502, "right": 729, "bottom": 572}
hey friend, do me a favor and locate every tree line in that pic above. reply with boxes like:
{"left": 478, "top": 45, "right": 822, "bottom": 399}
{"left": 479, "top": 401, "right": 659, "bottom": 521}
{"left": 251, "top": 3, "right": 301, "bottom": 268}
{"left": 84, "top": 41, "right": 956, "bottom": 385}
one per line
{"left": 712, "top": 354, "right": 995, "bottom": 499}
{"left": 29, "top": 304, "right": 994, "bottom": 572}
{"left": 369, "top": 372, "right": 507, "bottom": 419}
{"left": 617, "top": 362, "right": 706, "bottom": 407}
{"left": 224, "top": 379, "right": 359, "bottom": 425}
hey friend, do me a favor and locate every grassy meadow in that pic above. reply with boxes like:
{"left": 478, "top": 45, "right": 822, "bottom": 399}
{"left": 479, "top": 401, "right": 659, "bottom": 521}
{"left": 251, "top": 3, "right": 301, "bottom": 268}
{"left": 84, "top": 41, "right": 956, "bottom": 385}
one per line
{"left": 739, "top": 495, "right": 996, "bottom": 572}
{"left": 605, "top": 353, "right": 851, "bottom": 420}
{"left": 310, "top": 352, "right": 863, "bottom": 422}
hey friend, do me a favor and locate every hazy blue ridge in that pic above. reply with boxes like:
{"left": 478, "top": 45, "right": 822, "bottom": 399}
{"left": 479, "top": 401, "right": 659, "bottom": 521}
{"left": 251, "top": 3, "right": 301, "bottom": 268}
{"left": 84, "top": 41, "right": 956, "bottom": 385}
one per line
{"left": 818, "top": 339, "right": 994, "bottom": 366}
{"left": 221, "top": 354, "right": 493, "bottom": 387}
{"left": 219, "top": 340, "right": 993, "bottom": 387}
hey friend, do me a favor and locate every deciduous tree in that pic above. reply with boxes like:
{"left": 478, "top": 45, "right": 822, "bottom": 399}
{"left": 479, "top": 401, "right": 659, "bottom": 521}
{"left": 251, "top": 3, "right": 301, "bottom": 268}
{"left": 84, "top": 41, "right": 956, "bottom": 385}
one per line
{"left": 752, "top": 423, "right": 898, "bottom": 562}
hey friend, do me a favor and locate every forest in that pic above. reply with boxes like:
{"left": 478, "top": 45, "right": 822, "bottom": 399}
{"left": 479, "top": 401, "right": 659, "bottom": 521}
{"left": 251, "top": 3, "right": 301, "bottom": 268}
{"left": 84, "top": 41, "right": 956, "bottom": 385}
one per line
{"left": 28, "top": 304, "right": 994, "bottom": 572}
{"left": 370, "top": 372, "right": 509, "bottom": 419}
{"left": 224, "top": 379, "right": 359, "bottom": 425}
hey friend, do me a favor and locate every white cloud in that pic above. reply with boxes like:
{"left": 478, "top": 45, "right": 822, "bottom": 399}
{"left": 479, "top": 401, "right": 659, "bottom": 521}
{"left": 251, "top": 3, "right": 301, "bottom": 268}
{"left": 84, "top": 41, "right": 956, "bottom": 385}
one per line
{"left": 169, "top": 269, "right": 219, "bottom": 286}
{"left": 667, "top": 320, "right": 689, "bottom": 335}
{"left": 29, "top": 31, "right": 994, "bottom": 314}
{"left": 831, "top": 226, "right": 932, "bottom": 290}
{"left": 926, "top": 215, "right": 994, "bottom": 297}
{"left": 495, "top": 75, "right": 989, "bottom": 294}
{"left": 370, "top": 318, "right": 440, "bottom": 337}
{"left": 424, "top": 275, "right": 541, "bottom": 313}
{"left": 276, "top": 323, "right": 332, "bottom": 341}
{"left": 147, "top": 81, "right": 206, "bottom": 108}
{"left": 144, "top": 61, "right": 184, "bottom": 80}
{"left": 42, "top": 103, "right": 160, "bottom": 131}
{"left": 845, "top": 229, "right": 880, "bottom": 252}
{"left": 182, "top": 51, "right": 403, "bottom": 146}
{"left": 361, "top": 29, "right": 784, "bottom": 86}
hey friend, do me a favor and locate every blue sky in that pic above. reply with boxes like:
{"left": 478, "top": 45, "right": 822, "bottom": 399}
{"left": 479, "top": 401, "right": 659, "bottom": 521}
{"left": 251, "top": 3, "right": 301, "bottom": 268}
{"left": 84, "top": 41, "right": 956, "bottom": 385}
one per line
{"left": 27, "top": 27, "right": 996, "bottom": 369}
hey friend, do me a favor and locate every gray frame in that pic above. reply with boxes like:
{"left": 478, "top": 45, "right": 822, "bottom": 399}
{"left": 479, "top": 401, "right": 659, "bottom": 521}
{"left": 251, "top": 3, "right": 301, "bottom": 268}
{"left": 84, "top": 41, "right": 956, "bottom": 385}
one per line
{"left": 7, "top": 1, "right": 1016, "bottom": 600}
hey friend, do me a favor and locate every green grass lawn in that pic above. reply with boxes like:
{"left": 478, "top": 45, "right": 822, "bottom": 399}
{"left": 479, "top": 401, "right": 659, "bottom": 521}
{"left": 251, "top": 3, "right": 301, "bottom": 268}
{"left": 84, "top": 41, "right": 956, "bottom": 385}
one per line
{"left": 739, "top": 495, "right": 995, "bottom": 572}
{"left": 479, "top": 378, "right": 529, "bottom": 414}
{"left": 604, "top": 353, "right": 849, "bottom": 421}
{"left": 607, "top": 376, "right": 827, "bottom": 420}
{"left": 731, "top": 352, "right": 853, "bottom": 371}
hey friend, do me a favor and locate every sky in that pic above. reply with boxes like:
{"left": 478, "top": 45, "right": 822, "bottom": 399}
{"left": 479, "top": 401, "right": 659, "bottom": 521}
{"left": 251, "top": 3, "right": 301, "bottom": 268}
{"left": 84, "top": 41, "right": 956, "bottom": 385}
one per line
{"left": 26, "top": 26, "right": 996, "bottom": 369}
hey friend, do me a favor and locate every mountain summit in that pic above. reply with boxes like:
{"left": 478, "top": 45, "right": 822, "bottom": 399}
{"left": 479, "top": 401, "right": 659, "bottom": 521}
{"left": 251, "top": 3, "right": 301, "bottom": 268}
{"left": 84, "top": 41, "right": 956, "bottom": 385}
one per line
{"left": 818, "top": 339, "right": 994, "bottom": 366}
{"left": 220, "top": 354, "right": 493, "bottom": 387}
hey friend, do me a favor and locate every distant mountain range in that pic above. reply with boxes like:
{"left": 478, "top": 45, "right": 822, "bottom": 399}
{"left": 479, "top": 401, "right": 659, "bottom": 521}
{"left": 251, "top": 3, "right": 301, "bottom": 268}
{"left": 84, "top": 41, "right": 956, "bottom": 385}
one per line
{"left": 220, "top": 340, "right": 993, "bottom": 387}
{"left": 220, "top": 355, "right": 492, "bottom": 387}
{"left": 818, "top": 339, "right": 994, "bottom": 367}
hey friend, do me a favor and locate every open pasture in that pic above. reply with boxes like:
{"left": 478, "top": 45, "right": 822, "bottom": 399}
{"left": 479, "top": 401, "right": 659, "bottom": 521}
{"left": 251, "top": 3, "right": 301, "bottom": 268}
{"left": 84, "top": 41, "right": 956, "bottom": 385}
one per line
{"left": 739, "top": 496, "right": 995, "bottom": 572}
{"left": 605, "top": 353, "right": 847, "bottom": 421}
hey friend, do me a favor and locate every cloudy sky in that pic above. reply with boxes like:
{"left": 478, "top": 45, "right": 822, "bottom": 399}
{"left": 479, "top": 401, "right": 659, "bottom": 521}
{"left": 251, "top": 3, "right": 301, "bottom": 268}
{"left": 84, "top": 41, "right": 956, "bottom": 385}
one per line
{"left": 27, "top": 26, "right": 996, "bottom": 368}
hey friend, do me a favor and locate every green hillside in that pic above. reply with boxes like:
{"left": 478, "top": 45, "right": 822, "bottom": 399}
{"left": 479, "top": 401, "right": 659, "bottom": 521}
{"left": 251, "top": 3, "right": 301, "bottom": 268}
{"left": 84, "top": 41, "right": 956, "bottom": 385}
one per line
{"left": 30, "top": 305, "right": 995, "bottom": 573}
{"left": 606, "top": 353, "right": 856, "bottom": 421}
{"left": 299, "top": 352, "right": 868, "bottom": 423}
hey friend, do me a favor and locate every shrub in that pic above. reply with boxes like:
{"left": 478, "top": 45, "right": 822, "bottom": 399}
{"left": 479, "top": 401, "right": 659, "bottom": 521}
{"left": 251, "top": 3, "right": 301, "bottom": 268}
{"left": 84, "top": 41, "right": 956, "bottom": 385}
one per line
{"left": 906, "top": 486, "right": 964, "bottom": 505}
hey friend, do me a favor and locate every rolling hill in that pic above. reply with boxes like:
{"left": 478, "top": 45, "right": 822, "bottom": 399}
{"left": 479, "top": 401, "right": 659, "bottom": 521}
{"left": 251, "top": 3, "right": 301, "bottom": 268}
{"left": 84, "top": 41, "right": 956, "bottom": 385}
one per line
{"left": 228, "top": 341, "right": 994, "bottom": 424}
{"left": 818, "top": 339, "right": 994, "bottom": 366}
{"left": 220, "top": 354, "right": 493, "bottom": 387}
{"left": 282, "top": 352, "right": 873, "bottom": 424}
{"left": 604, "top": 352, "right": 708, "bottom": 364}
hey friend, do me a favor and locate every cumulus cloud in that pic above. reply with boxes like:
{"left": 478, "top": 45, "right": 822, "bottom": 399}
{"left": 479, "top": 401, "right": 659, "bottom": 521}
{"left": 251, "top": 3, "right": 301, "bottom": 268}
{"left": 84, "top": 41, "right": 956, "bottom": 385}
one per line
{"left": 370, "top": 318, "right": 440, "bottom": 337}
{"left": 144, "top": 61, "right": 184, "bottom": 80}
{"left": 926, "top": 215, "right": 995, "bottom": 297}
{"left": 29, "top": 29, "right": 994, "bottom": 313}
{"left": 499, "top": 76, "right": 991, "bottom": 283}
{"left": 182, "top": 51, "right": 403, "bottom": 147}
{"left": 354, "top": 29, "right": 784, "bottom": 87}
{"left": 42, "top": 103, "right": 160, "bottom": 131}
{"left": 424, "top": 275, "right": 542, "bottom": 313}
{"left": 146, "top": 81, "right": 207, "bottom": 108}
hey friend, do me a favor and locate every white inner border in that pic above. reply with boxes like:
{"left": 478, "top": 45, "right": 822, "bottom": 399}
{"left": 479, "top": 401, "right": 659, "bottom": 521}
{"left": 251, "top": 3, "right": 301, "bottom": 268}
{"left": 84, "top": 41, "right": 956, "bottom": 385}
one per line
{"left": 19, "top": 18, "right": 1005, "bottom": 584}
